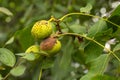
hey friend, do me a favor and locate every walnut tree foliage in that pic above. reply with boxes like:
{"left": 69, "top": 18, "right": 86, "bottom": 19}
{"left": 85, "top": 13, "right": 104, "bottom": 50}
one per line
{"left": 0, "top": 0, "right": 120, "bottom": 80}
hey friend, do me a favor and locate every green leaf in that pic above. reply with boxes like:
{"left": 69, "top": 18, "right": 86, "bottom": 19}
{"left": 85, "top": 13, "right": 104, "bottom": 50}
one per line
{"left": 41, "top": 58, "right": 54, "bottom": 69}
{"left": 113, "top": 43, "right": 120, "bottom": 52}
{"left": 15, "top": 26, "right": 34, "bottom": 51}
{"left": 0, "top": 7, "right": 13, "bottom": 16}
{"left": 80, "top": 54, "right": 110, "bottom": 80}
{"left": 69, "top": 21, "right": 86, "bottom": 34}
{"left": 10, "top": 65, "right": 26, "bottom": 77}
{"left": 112, "top": 28, "right": 120, "bottom": 40}
{"left": 92, "top": 74, "right": 119, "bottom": 80}
{"left": 80, "top": 73, "right": 94, "bottom": 80}
{"left": 80, "top": 3, "right": 92, "bottom": 13}
{"left": 32, "top": 63, "right": 41, "bottom": 80}
{"left": 60, "top": 37, "right": 74, "bottom": 69}
{"left": 0, "top": 48, "right": 16, "bottom": 67}
{"left": 22, "top": 53, "right": 35, "bottom": 61}
{"left": 85, "top": 42, "right": 103, "bottom": 63}
{"left": 52, "top": 37, "right": 74, "bottom": 80}
{"left": 111, "top": 57, "right": 120, "bottom": 73}
{"left": 108, "top": 5, "right": 120, "bottom": 32}
{"left": 109, "top": 5, "right": 120, "bottom": 18}
{"left": 87, "top": 20, "right": 108, "bottom": 38}
{"left": 89, "top": 54, "right": 109, "bottom": 73}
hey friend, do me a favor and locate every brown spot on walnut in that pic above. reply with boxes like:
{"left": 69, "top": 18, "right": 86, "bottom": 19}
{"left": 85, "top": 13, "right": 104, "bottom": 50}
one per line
{"left": 40, "top": 37, "right": 56, "bottom": 50}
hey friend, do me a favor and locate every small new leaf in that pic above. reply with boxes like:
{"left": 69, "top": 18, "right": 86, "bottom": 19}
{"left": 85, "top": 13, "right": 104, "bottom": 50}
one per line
{"left": 80, "top": 3, "right": 92, "bottom": 13}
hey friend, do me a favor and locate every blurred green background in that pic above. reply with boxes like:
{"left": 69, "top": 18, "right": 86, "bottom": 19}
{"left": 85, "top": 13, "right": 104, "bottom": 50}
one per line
{"left": 0, "top": 0, "right": 120, "bottom": 80}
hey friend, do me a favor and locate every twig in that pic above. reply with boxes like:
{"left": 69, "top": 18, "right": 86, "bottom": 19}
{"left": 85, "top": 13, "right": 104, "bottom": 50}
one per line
{"left": 2, "top": 73, "right": 10, "bottom": 80}
{"left": 59, "top": 12, "right": 120, "bottom": 28}
{"left": 2, "top": 58, "right": 25, "bottom": 80}
{"left": 49, "top": 16, "right": 62, "bottom": 34}
{"left": 57, "top": 33, "right": 120, "bottom": 62}
{"left": 55, "top": 19, "right": 62, "bottom": 34}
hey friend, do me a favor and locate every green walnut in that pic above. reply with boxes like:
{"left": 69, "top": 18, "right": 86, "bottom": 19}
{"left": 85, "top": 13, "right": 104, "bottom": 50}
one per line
{"left": 40, "top": 37, "right": 61, "bottom": 56}
{"left": 31, "top": 20, "right": 52, "bottom": 39}
{"left": 25, "top": 45, "right": 40, "bottom": 59}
